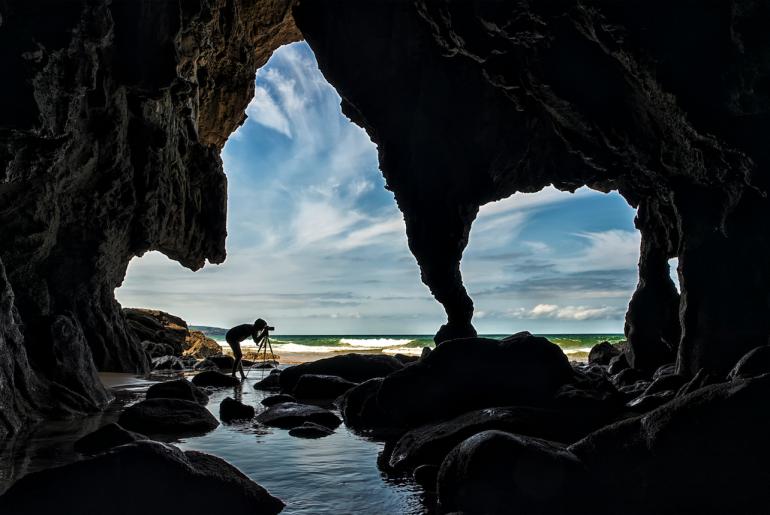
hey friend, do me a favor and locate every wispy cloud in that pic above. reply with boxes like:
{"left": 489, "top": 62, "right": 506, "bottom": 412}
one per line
{"left": 508, "top": 303, "right": 626, "bottom": 321}
{"left": 117, "top": 42, "right": 640, "bottom": 335}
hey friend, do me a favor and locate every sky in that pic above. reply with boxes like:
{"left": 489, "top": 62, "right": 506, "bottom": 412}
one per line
{"left": 115, "top": 42, "right": 643, "bottom": 335}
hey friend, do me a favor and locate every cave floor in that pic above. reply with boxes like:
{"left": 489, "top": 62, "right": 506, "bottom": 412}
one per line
{"left": 0, "top": 370, "right": 427, "bottom": 514}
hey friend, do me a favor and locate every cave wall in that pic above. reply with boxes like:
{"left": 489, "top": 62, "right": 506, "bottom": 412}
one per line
{"left": 294, "top": 0, "right": 770, "bottom": 375}
{"left": 2, "top": 0, "right": 770, "bottom": 435}
{"left": 0, "top": 0, "right": 299, "bottom": 436}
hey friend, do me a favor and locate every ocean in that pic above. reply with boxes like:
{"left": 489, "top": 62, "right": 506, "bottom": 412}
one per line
{"left": 192, "top": 326, "right": 625, "bottom": 361}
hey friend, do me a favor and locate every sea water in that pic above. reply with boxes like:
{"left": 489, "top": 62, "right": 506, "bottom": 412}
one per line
{"left": 194, "top": 327, "right": 625, "bottom": 361}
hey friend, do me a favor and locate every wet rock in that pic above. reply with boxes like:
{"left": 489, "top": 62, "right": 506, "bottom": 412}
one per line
{"left": 151, "top": 355, "right": 185, "bottom": 371}
{"left": 183, "top": 330, "right": 222, "bottom": 359}
{"left": 413, "top": 464, "right": 439, "bottom": 491}
{"left": 420, "top": 347, "right": 431, "bottom": 360}
{"left": 644, "top": 374, "right": 687, "bottom": 396}
{"left": 571, "top": 374, "right": 770, "bottom": 514}
{"left": 611, "top": 368, "right": 645, "bottom": 388}
{"left": 125, "top": 309, "right": 189, "bottom": 356}
{"left": 119, "top": 399, "right": 219, "bottom": 435}
{"left": 194, "top": 358, "right": 218, "bottom": 371}
{"left": 220, "top": 397, "right": 255, "bottom": 423}
{"left": 254, "top": 370, "right": 282, "bottom": 391}
{"left": 292, "top": 374, "right": 357, "bottom": 399}
{"left": 338, "top": 378, "right": 391, "bottom": 433}
{"left": 626, "top": 390, "right": 676, "bottom": 412}
{"left": 142, "top": 341, "right": 175, "bottom": 359}
{"left": 373, "top": 333, "right": 574, "bottom": 429}
{"left": 728, "top": 345, "right": 770, "bottom": 380}
{"left": 262, "top": 394, "right": 297, "bottom": 407}
{"left": 386, "top": 406, "right": 604, "bottom": 474}
{"left": 208, "top": 355, "right": 236, "bottom": 370}
{"left": 288, "top": 422, "right": 334, "bottom": 439}
{"left": 588, "top": 341, "right": 621, "bottom": 366}
{"left": 608, "top": 354, "right": 630, "bottom": 375}
{"left": 618, "top": 381, "right": 651, "bottom": 399}
{"left": 676, "top": 369, "right": 720, "bottom": 397}
{"left": 74, "top": 423, "right": 147, "bottom": 455}
{"left": 279, "top": 353, "right": 403, "bottom": 392}
{"left": 146, "top": 379, "right": 209, "bottom": 405}
{"left": 438, "top": 430, "right": 585, "bottom": 515}
{"left": 393, "top": 353, "right": 420, "bottom": 365}
{"left": 653, "top": 363, "right": 677, "bottom": 380}
{"left": 0, "top": 441, "right": 284, "bottom": 514}
{"left": 256, "top": 402, "right": 341, "bottom": 430}
{"left": 191, "top": 370, "right": 240, "bottom": 388}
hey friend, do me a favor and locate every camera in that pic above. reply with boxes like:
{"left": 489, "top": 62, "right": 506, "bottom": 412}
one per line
{"left": 266, "top": 326, "right": 275, "bottom": 331}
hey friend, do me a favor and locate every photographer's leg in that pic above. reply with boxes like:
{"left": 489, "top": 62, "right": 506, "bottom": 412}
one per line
{"left": 232, "top": 344, "right": 243, "bottom": 378}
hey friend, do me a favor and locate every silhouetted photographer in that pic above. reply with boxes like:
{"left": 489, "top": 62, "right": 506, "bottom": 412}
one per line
{"left": 225, "top": 318, "right": 273, "bottom": 380}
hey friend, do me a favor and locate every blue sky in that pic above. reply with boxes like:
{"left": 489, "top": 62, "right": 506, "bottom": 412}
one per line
{"left": 116, "top": 42, "right": 642, "bottom": 335}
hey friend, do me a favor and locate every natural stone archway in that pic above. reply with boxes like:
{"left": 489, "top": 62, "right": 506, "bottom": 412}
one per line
{"left": 0, "top": 0, "right": 299, "bottom": 435}
{"left": 2, "top": 0, "right": 770, "bottom": 438}
{"left": 294, "top": 0, "right": 770, "bottom": 377}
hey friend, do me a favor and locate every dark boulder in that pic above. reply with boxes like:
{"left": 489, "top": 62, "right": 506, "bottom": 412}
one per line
{"left": 146, "top": 379, "right": 208, "bottom": 405}
{"left": 191, "top": 370, "right": 240, "bottom": 388}
{"left": 607, "top": 353, "right": 630, "bottom": 375}
{"left": 254, "top": 370, "right": 281, "bottom": 391}
{"left": 571, "top": 374, "right": 770, "bottom": 514}
{"left": 611, "top": 367, "right": 645, "bottom": 387}
{"left": 151, "top": 355, "right": 185, "bottom": 371}
{"left": 420, "top": 347, "right": 431, "bottom": 360}
{"left": 626, "top": 390, "right": 676, "bottom": 412}
{"left": 588, "top": 341, "right": 621, "bottom": 366}
{"left": 0, "top": 441, "right": 284, "bottom": 514}
{"left": 338, "top": 378, "right": 392, "bottom": 434}
{"left": 653, "top": 363, "right": 677, "bottom": 380}
{"left": 124, "top": 309, "right": 189, "bottom": 356}
{"left": 438, "top": 430, "right": 585, "bottom": 515}
{"left": 728, "top": 345, "right": 770, "bottom": 380}
{"left": 256, "top": 402, "right": 341, "bottom": 430}
{"left": 74, "top": 423, "right": 147, "bottom": 455}
{"left": 676, "top": 369, "right": 721, "bottom": 397}
{"left": 119, "top": 399, "right": 219, "bottom": 435}
{"left": 292, "top": 374, "right": 357, "bottom": 399}
{"left": 142, "top": 341, "right": 176, "bottom": 359}
{"left": 643, "top": 374, "right": 687, "bottom": 396}
{"left": 220, "top": 397, "right": 255, "bottom": 423}
{"left": 208, "top": 355, "right": 235, "bottom": 369}
{"left": 194, "top": 358, "right": 218, "bottom": 371}
{"left": 374, "top": 333, "right": 573, "bottom": 429}
{"left": 279, "top": 353, "right": 403, "bottom": 392}
{"left": 618, "top": 381, "right": 651, "bottom": 399}
{"left": 386, "top": 406, "right": 606, "bottom": 474}
{"left": 262, "top": 394, "right": 297, "bottom": 407}
{"left": 413, "top": 464, "right": 439, "bottom": 491}
{"left": 288, "top": 422, "right": 334, "bottom": 439}
{"left": 393, "top": 353, "right": 420, "bottom": 365}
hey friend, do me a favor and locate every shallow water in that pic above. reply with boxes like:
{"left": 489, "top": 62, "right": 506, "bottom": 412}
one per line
{"left": 0, "top": 370, "right": 426, "bottom": 514}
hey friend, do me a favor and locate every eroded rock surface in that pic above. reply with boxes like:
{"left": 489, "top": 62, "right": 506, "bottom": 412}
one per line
{"left": 0, "top": 0, "right": 298, "bottom": 436}
{"left": 294, "top": 0, "right": 770, "bottom": 372}
{"left": 0, "top": 441, "right": 284, "bottom": 514}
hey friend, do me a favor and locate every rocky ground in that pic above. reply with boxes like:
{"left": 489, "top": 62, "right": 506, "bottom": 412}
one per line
{"left": 3, "top": 332, "right": 770, "bottom": 513}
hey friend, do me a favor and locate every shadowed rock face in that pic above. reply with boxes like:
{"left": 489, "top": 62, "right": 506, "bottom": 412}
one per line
{"left": 0, "top": 0, "right": 299, "bottom": 436}
{"left": 2, "top": 0, "right": 770, "bottom": 436}
{"left": 293, "top": 0, "right": 770, "bottom": 371}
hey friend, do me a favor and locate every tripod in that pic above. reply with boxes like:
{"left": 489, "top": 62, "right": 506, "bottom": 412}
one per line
{"left": 245, "top": 331, "right": 278, "bottom": 377}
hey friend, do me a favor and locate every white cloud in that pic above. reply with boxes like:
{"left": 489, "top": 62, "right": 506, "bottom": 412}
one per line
{"left": 559, "top": 230, "right": 640, "bottom": 272}
{"left": 244, "top": 85, "right": 292, "bottom": 138}
{"left": 508, "top": 303, "right": 624, "bottom": 321}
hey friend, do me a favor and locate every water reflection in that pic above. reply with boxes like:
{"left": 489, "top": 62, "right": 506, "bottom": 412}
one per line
{"left": 0, "top": 370, "right": 427, "bottom": 514}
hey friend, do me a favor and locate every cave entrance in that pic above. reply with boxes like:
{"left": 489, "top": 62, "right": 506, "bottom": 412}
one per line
{"left": 462, "top": 187, "right": 639, "bottom": 358}
{"left": 116, "top": 42, "right": 443, "bottom": 338}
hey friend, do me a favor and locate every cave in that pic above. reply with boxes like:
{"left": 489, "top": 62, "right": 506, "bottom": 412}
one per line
{"left": 2, "top": 0, "right": 770, "bottom": 513}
